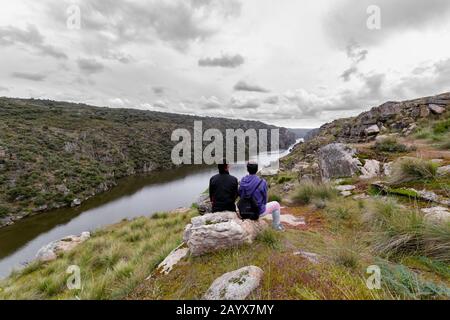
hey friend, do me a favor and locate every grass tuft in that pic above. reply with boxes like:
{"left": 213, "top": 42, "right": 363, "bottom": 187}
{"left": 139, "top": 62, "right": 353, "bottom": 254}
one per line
{"left": 388, "top": 157, "right": 438, "bottom": 186}
{"left": 292, "top": 182, "right": 337, "bottom": 205}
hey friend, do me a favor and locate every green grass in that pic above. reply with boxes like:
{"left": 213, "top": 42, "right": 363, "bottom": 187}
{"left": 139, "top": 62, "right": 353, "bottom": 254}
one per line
{"left": 0, "top": 210, "right": 197, "bottom": 300}
{"left": 268, "top": 193, "right": 282, "bottom": 203}
{"left": 373, "top": 137, "right": 408, "bottom": 153}
{"left": 292, "top": 182, "right": 337, "bottom": 205}
{"left": 365, "top": 200, "right": 450, "bottom": 263}
{"left": 380, "top": 262, "right": 450, "bottom": 299}
{"left": 388, "top": 157, "right": 438, "bottom": 186}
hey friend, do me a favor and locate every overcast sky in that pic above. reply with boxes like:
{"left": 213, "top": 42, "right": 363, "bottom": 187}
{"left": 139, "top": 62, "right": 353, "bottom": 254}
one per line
{"left": 1, "top": 0, "right": 450, "bottom": 128}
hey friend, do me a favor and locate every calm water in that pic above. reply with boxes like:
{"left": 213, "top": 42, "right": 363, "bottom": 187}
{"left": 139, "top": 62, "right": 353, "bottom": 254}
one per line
{"left": 0, "top": 148, "right": 294, "bottom": 278}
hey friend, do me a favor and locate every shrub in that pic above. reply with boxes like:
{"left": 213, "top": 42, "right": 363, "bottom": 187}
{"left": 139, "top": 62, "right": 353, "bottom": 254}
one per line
{"left": 292, "top": 182, "right": 337, "bottom": 205}
{"left": 380, "top": 263, "right": 450, "bottom": 299}
{"left": 433, "top": 118, "right": 450, "bottom": 135}
{"left": 373, "top": 137, "right": 408, "bottom": 153}
{"left": 268, "top": 193, "right": 282, "bottom": 203}
{"left": 256, "top": 228, "right": 281, "bottom": 249}
{"left": 277, "top": 175, "right": 294, "bottom": 184}
{"left": 0, "top": 206, "right": 9, "bottom": 217}
{"left": 365, "top": 200, "right": 450, "bottom": 262}
{"left": 388, "top": 157, "right": 438, "bottom": 186}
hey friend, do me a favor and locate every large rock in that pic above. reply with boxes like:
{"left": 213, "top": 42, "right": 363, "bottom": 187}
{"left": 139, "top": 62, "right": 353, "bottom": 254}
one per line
{"left": 195, "top": 194, "right": 212, "bottom": 215}
{"left": 318, "top": 144, "right": 362, "bottom": 181}
{"left": 36, "top": 232, "right": 90, "bottom": 262}
{"left": 204, "top": 266, "right": 263, "bottom": 300}
{"left": 429, "top": 104, "right": 446, "bottom": 115}
{"left": 422, "top": 207, "right": 450, "bottom": 223}
{"left": 437, "top": 165, "right": 450, "bottom": 177}
{"left": 360, "top": 160, "right": 381, "bottom": 179}
{"left": 183, "top": 212, "right": 267, "bottom": 256}
{"left": 365, "top": 125, "right": 380, "bottom": 136}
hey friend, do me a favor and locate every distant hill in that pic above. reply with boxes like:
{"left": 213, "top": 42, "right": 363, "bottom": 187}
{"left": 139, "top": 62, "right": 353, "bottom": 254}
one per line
{"left": 0, "top": 97, "right": 295, "bottom": 223}
{"left": 288, "top": 128, "right": 315, "bottom": 139}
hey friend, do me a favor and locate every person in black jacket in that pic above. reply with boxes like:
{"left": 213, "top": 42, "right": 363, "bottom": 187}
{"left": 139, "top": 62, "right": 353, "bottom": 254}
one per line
{"left": 209, "top": 162, "right": 238, "bottom": 213}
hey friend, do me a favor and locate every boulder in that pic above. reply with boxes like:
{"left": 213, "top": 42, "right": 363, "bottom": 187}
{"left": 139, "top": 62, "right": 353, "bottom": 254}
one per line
{"left": 422, "top": 207, "right": 450, "bottom": 223}
{"left": 428, "top": 104, "right": 446, "bottom": 115}
{"left": 204, "top": 266, "right": 263, "bottom": 300}
{"left": 318, "top": 144, "right": 362, "bottom": 181}
{"left": 365, "top": 125, "right": 380, "bottom": 136}
{"left": 71, "top": 199, "right": 82, "bottom": 207}
{"left": 437, "top": 165, "right": 450, "bottom": 177}
{"left": 36, "top": 232, "right": 91, "bottom": 262}
{"left": 183, "top": 212, "right": 267, "bottom": 256}
{"left": 195, "top": 194, "right": 212, "bottom": 215}
{"left": 360, "top": 160, "right": 381, "bottom": 179}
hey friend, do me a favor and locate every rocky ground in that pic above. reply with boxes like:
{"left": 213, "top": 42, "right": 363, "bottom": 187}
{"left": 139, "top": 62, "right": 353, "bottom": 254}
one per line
{"left": 0, "top": 92, "right": 449, "bottom": 300}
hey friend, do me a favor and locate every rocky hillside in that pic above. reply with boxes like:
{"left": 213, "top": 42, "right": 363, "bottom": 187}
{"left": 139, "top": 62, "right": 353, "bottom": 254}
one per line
{"left": 283, "top": 92, "right": 449, "bottom": 172}
{"left": 0, "top": 97, "right": 295, "bottom": 226}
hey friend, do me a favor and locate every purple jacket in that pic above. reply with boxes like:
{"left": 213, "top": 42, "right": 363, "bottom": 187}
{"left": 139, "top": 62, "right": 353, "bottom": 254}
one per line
{"left": 238, "top": 175, "right": 268, "bottom": 215}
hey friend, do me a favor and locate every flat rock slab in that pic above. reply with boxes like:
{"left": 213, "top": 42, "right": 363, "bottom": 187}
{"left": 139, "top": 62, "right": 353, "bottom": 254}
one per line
{"left": 204, "top": 266, "right": 264, "bottom": 300}
{"left": 294, "top": 251, "right": 320, "bottom": 264}
{"left": 157, "top": 244, "right": 189, "bottom": 275}
{"left": 263, "top": 214, "right": 306, "bottom": 227}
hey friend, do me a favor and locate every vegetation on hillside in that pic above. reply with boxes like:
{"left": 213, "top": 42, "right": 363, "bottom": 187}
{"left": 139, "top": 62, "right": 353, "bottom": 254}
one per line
{"left": 0, "top": 98, "right": 295, "bottom": 221}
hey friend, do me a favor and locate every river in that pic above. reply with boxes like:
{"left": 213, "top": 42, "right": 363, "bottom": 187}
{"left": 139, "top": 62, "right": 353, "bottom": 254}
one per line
{"left": 0, "top": 146, "right": 298, "bottom": 278}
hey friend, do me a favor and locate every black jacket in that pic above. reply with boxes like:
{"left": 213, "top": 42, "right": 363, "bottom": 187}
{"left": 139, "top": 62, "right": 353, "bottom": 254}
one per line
{"left": 209, "top": 172, "right": 239, "bottom": 212}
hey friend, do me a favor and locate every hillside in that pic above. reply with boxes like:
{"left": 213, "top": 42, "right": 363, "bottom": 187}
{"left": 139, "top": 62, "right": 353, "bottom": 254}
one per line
{"left": 0, "top": 97, "right": 295, "bottom": 226}
{"left": 0, "top": 92, "right": 448, "bottom": 300}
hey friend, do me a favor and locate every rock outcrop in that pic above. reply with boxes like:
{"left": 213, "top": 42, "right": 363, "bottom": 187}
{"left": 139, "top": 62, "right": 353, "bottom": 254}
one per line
{"left": 422, "top": 207, "right": 450, "bottom": 223}
{"left": 36, "top": 232, "right": 91, "bottom": 262}
{"left": 204, "top": 266, "right": 264, "bottom": 300}
{"left": 360, "top": 160, "right": 381, "bottom": 180}
{"left": 183, "top": 212, "right": 267, "bottom": 256}
{"left": 318, "top": 144, "right": 362, "bottom": 180}
{"left": 156, "top": 244, "right": 189, "bottom": 275}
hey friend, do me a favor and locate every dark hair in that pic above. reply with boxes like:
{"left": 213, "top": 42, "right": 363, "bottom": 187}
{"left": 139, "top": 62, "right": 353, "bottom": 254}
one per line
{"left": 218, "top": 160, "right": 228, "bottom": 174}
{"left": 247, "top": 162, "right": 258, "bottom": 175}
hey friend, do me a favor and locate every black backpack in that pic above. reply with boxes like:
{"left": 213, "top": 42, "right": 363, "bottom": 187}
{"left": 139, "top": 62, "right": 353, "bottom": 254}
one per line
{"left": 238, "top": 180, "right": 263, "bottom": 221}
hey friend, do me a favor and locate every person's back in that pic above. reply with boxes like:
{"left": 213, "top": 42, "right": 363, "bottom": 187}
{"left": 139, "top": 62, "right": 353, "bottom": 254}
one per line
{"left": 209, "top": 163, "right": 238, "bottom": 213}
{"left": 238, "top": 162, "right": 284, "bottom": 231}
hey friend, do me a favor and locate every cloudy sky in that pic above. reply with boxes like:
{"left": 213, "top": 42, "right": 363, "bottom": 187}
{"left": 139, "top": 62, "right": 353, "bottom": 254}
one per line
{"left": 1, "top": 0, "right": 450, "bottom": 128}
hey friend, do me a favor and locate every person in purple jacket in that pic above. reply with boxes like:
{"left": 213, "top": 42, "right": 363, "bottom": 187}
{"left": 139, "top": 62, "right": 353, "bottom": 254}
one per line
{"left": 238, "top": 161, "right": 284, "bottom": 231}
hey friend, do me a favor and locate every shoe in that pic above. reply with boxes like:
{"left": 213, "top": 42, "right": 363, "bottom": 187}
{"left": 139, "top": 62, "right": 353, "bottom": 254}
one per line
{"left": 273, "top": 224, "right": 285, "bottom": 232}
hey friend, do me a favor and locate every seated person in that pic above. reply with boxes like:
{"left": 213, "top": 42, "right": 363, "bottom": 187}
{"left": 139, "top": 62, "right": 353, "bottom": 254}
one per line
{"left": 238, "top": 161, "right": 284, "bottom": 231}
{"left": 209, "top": 161, "right": 239, "bottom": 213}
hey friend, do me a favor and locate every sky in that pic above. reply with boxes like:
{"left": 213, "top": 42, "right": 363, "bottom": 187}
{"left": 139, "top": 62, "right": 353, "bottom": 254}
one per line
{"left": 1, "top": 0, "right": 450, "bottom": 128}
